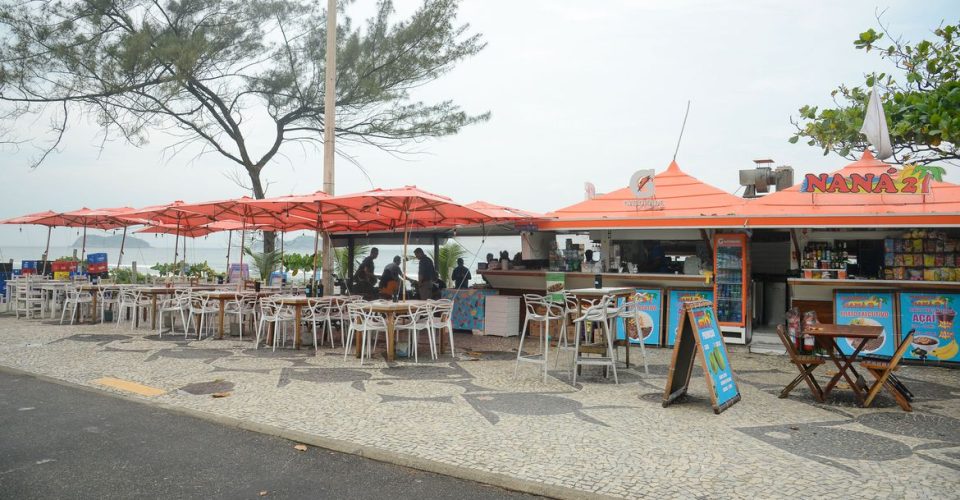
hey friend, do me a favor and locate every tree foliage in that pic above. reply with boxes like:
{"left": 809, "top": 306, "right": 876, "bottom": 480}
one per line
{"left": 432, "top": 241, "right": 464, "bottom": 285}
{"left": 790, "top": 18, "right": 960, "bottom": 166}
{"left": 0, "top": 0, "right": 488, "bottom": 250}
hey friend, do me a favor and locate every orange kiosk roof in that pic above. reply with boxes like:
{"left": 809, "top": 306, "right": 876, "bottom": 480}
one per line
{"left": 539, "top": 152, "right": 960, "bottom": 231}
{"left": 539, "top": 160, "right": 747, "bottom": 230}
{"left": 738, "top": 151, "right": 960, "bottom": 227}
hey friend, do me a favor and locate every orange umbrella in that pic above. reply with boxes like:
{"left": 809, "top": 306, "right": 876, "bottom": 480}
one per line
{"left": 0, "top": 210, "right": 64, "bottom": 260}
{"left": 122, "top": 201, "right": 219, "bottom": 265}
{"left": 465, "top": 201, "right": 543, "bottom": 220}
{"left": 137, "top": 220, "right": 263, "bottom": 270}
{"left": 6, "top": 207, "right": 139, "bottom": 265}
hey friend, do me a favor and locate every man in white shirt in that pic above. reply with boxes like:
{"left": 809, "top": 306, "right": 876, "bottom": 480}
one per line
{"left": 583, "top": 249, "right": 602, "bottom": 273}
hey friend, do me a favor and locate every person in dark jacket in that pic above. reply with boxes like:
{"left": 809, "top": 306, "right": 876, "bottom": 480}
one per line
{"left": 413, "top": 248, "right": 436, "bottom": 299}
{"left": 451, "top": 258, "right": 471, "bottom": 289}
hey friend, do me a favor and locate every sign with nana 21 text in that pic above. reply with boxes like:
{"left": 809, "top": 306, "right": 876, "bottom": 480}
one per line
{"left": 801, "top": 165, "right": 944, "bottom": 195}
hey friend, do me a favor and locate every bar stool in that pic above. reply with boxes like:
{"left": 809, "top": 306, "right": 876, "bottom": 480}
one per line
{"left": 616, "top": 299, "right": 650, "bottom": 375}
{"left": 515, "top": 294, "right": 564, "bottom": 382}
{"left": 570, "top": 296, "right": 620, "bottom": 385}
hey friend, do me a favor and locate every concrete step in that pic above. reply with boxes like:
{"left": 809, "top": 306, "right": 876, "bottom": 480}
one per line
{"left": 748, "top": 330, "right": 786, "bottom": 355}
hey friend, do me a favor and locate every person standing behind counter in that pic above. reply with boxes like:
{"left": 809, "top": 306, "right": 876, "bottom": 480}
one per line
{"left": 583, "top": 249, "right": 602, "bottom": 273}
{"left": 413, "top": 248, "right": 437, "bottom": 300}
{"left": 451, "top": 257, "right": 471, "bottom": 289}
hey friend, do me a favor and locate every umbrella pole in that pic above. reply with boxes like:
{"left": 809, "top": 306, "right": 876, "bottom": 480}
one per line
{"left": 116, "top": 227, "right": 127, "bottom": 270}
{"left": 401, "top": 214, "right": 409, "bottom": 301}
{"left": 81, "top": 226, "right": 87, "bottom": 270}
{"left": 239, "top": 219, "right": 246, "bottom": 285}
{"left": 173, "top": 223, "right": 180, "bottom": 267}
{"left": 311, "top": 207, "right": 322, "bottom": 294}
{"left": 280, "top": 231, "right": 285, "bottom": 273}
{"left": 226, "top": 230, "right": 232, "bottom": 273}
{"left": 42, "top": 226, "right": 51, "bottom": 261}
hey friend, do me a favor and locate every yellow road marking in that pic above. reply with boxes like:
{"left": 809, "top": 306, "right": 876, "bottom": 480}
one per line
{"left": 93, "top": 377, "right": 166, "bottom": 397}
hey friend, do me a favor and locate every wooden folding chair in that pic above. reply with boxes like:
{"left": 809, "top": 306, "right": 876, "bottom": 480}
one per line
{"left": 860, "top": 330, "right": 915, "bottom": 411}
{"left": 775, "top": 324, "right": 825, "bottom": 402}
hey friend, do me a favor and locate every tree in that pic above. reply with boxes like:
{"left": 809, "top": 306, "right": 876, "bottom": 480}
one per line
{"left": 244, "top": 247, "right": 281, "bottom": 282}
{"left": 790, "top": 18, "right": 960, "bottom": 167}
{"left": 333, "top": 244, "right": 368, "bottom": 280}
{"left": 0, "top": 0, "right": 488, "bottom": 251}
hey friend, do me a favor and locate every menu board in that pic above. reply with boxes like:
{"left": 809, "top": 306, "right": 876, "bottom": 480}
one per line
{"left": 545, "top": 272, "right": 565, "bottom": 302}
{"left": 615, "top": 288, "right": 663, "bottom": 346}
{"left": 665, "top": 289, "right": 714, "bottom": 346}
{"left": 692, "top": 306, "right": 740, "bottom": 407}
{"left": 833, "top": 291, "right": 897, "bottom": 358}
{"left": 899, "top": 292, "right": 960, "bottom": 363}
{"left": 662, "top": 300, "right": 740, "bottom": 414}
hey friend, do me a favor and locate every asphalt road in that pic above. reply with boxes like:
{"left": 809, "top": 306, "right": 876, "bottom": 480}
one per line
{"left": 0, "top": 371, "right": 539, "bottom": 499}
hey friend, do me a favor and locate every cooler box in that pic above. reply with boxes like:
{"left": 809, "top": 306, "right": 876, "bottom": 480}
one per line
{"left": 87, "top": 253, "right": 108, "bottom": 264}
{"left": 88, "top": 262, "right": 108, "bottom": 275}
{"left": 53, "top": 271, "right": 71, "bottom": 280}
{"left": 483, "top": 295, "right": 521, "bottom": 337}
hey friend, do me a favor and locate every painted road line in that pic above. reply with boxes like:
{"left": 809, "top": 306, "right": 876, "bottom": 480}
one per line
{"left": 93, "top": 377, "right": 166, "bottom": 397}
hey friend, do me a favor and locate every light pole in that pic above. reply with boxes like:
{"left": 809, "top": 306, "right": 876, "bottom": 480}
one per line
{"left": 321, "top": 0, "right": 336, "bottom": 295}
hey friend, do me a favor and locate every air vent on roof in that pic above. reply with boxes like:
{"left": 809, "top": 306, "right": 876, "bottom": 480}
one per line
{"left": 739, "top": 159, "right": 794, "bottom": 198}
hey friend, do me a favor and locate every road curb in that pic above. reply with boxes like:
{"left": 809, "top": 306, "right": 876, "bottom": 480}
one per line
{"left": 0, "top": 364, "right": 610, "bottom": 500}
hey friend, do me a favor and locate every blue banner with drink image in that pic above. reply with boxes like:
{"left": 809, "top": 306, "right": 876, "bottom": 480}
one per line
{"left": 691, "top": 305, "right": 739, "bottom": 407}
{"left": 833, "top": 291, "right": 897, "bottom": 358}
{"left": 665, "top": 289, "right": 714, "bottom": 346}
{"left": 615, "top": 288, "right": 663, "bottom": 346}
{"left": 899, "top": 292, "right": 960, "bottom": 363}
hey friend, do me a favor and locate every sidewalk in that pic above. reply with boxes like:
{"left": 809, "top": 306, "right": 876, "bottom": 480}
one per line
{"left": 1, "top": 315, "right": 958, "bottom": 499}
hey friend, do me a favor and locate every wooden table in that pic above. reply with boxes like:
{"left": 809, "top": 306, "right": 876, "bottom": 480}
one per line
{"left": 273, "top": 296, "right": 310, "bottom": 350}
{"left": 356, "top": 300, "right": 430, "bottom": 362}
{"left": 566, "top": 287, "right": 636, "bottom": 367}
{"left": 803, "top": 323, "right": 883, "bottom": 405}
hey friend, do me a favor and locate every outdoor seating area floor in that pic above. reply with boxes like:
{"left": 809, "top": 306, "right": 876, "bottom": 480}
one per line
{"left": 2, "top": 314, "right": 959, "bottom": 499}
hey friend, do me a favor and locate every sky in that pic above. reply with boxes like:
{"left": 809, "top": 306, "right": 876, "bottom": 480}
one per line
{"left": 0, "top": 0, "right": 957, "bottom": 251}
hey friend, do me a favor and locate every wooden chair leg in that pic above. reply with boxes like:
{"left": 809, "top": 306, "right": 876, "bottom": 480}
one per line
{"left": 863, "top": 367, "right": 892, "bottom": 408}
{"left": 781, "top": 363, "right": 824, "bottom": 402}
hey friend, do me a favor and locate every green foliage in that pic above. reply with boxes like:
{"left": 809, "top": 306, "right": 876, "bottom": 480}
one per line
{"left": 150, "top": 262, "right": 179, "bottom": 277}
{"left": 244, "top": 247, "right": 281, "bottom": 282}
{"left": 54, "top": 256, "right": 80, "bottom": 262}
{"left": 432, "top": 242, "right": 466, "bottom": 285}
{"left": 111, "top": 268, "right": 146, "bottom": 284}
{"left": 282, "top": 252, "right": 318, "bottom": 280}
{"left": 790, "top": 20, "right": 960, "bottom": 166}
{"left": 0, "top": 0, "right": 488, "bottom": 190}
{"left": 186, "top": 261, "right": 216, "bottom": 278}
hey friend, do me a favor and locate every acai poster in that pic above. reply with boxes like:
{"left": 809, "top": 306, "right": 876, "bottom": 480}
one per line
{"left": 899, "top": 292, "right": 960, "bottom": 363}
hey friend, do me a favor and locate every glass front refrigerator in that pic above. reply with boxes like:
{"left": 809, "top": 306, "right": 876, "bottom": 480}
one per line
{"left": 713, "top": 233, "right": 751, "bottom": 344}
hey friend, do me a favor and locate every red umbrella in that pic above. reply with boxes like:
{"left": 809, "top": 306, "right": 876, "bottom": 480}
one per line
{"left": 122, "top": 201, "right": 218, "bottom": 266}
{"left": 323, "top": 186, "right": 493, "bottom": 297}
{"left": 5, "top": 207, "right": 138, "bottom": 265}
{"left": 0, "top": 210, "right": 64, "bottom": 260}
{"left": 137, "top": 220, "right": 263, "bottom": 270}
{"left": 465, "top": 201, "right": 543, "bottom": 220}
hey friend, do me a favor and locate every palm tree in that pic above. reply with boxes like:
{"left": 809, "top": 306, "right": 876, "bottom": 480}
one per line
{"left": 433, "top": 242, "right": 466, "bottom": 286}
{"left": 244, "top": 247, "right": 282, "bottom": 282}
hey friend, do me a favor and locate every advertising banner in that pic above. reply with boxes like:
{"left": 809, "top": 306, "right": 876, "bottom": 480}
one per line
{"left": 616, "top": 288, "right": 663, "bottom": 346}
{"left": 833, "top": 291, "right": 897, "bottom": 358}
{"left": 665, "top": 289, "right": 714, "bottom": 346}
{"left": 899, "top": 292, "right": 960, "bottom": 362}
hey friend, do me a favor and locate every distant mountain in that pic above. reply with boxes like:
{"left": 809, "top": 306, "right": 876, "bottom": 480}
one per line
{"left": 71, "top": 234, "right": 151, "bottom": 248}
{"left": 285, "top": 234, "right": 318, "bottom": 250}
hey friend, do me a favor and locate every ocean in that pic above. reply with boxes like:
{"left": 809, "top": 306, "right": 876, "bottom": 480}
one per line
{"left": 0, "top": 236, "right": 524, "bottom": 279}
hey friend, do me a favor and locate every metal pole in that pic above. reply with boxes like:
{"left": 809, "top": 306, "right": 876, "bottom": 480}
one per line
{"left": 226, "top": 230, "right": 232, "bottom": 273}
{"left": 81, "top": 226, "right": 87, "bottom": 268}
{"left": 433, "top": 233, "right": 440, "bottom": 285}
{"left": 173, "top": 218, "right": 181, "bottom": 268}
{"left": 116, "top": 227, "right": 127, "bottom": 270}
{"left": 42, "top": 226, "right": 51, "bottom": 261}
{"left": 320, "top": 0, "right": 337, "bottom": 295}
{"left": 347, "top": 236, "right": 355, "bottom": 283}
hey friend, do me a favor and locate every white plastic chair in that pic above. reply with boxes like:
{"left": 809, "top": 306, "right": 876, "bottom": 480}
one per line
{"left": 115, "top": 288, "right": 144, "bottom": 329}
{"left": 59, "top": 284, "right": 93, "bottom": 325}
{"left": 224, "top": 294, "right": 257, "bottom": 340}
{"left": 98, "top": 286, "right": 120, "bottom": 324}
{"left": 255, "top": 298, "right": 296, "bottom": 351}
{"left": 15, "top": 279, "right": 44, "bottom": 320}
{"left": 157, "top": 290, "right": 190, "bottom": 337}
{"left": 303, "top": 298, "right": 335, "bottom": 349}
{"left": 187, "top": 292, "right": 220, "bottom": 340}
{"left": 515, "top": 294, "right": 565, "bottom": 382}
{"left": 344, "top": 302, "right": 387, "bottom": 365}
{"left": 394, "top": 303, "right": 435, "bottom": 362}
{"left": 427, "top": 299, "right": 455, "bottom": 358}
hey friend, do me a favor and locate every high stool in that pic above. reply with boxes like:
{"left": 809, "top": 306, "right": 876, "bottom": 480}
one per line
{"left": 571, "top": 296, "right": 620, "bottom": 385}
{"left": 515, "top": 294, "right": 564, "bottom": 382}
